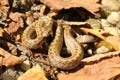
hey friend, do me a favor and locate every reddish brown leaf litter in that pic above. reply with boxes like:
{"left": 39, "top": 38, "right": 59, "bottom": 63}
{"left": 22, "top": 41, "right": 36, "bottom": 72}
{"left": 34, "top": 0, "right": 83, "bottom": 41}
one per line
{"left": 0, "top": 0, "right": 9, "bottom": 10}
{"left": 0, "top": 47, "right": 21, "bottom": 67}
{"left": 7, "top": 12, "right": 24, "bottom": 34}
{"left": 41, "top": 0, "right": 101, "bottom": 14}
{"left": 58, "top": 51, "right": 120, "bottom": 80}
{"left": 1, "top": 0, "right": 120, "bottom": 80}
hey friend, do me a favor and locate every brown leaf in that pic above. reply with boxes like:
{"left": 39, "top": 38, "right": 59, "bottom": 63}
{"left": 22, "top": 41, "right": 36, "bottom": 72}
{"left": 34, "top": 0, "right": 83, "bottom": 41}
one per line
{"left": 80, "top": 27, "right": 120, "bottom": 50}
{"left": 9, "top": 12, "right": 24, "bottom": 27}
{"left": 0, "top": 27, "right": 4, "bottom": 37}
{"left": 7, "top": 21, "right": 20, "bottom": 34}
{"left": 0, "top": 0, "right": 9, "bottom": 10}
{"left": 58, "top": 51, "right": 120, "bottom": 80}
{"left": 105, "top": 36, "right": 120, "bottom": 51}
{"left": 7, "top": 12, "right": 24, "bottom": 34}
{"left": 0, "top": 47, "right": 21, "bottom": 67}
{"left": 18, "top": 64, "right": 48, "bottom": 80}
{"left": 41, "top": 0, "right": 101, "bottom": 14}
{"left": 80, "top": 27, "right": 105, "bottom": 40}
{"left": 0, "top": 0, "right": 9, "bottom": 6}
{"left": 9, "top": 12, "right": 21, "bottom": 22}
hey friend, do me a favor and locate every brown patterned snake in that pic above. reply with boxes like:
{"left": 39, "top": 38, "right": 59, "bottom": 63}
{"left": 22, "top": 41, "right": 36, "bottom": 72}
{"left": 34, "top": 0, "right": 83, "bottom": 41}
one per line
{"left": 22, "top": 16, "right": 53, "bottom": 49}
{"left": 22, "top": 16, "right": 84, "bottom": 70}
{"left": 48, "top": 24, "right": 84, "bottom": 70}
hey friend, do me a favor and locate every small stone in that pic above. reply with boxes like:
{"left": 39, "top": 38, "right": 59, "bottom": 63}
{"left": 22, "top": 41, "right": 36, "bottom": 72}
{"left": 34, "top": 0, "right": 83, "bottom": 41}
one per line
{"left": 20, "top": 55, "right": 28, "bottom": 61}
{"left": 102, "top": 0, "right": 120, "bottom": 11}
{"left": 31, "top": 4, "right": 42, "bottom": 11}
{"left": 6, "top": 67, "right": 17, "bottom": 77}
{"left": 96, "top": 46, "right": 110, "bottom": 54}
{"left": 101, "top": 19, "right": 110, "bottom": 28}
{"left": 18, "top": 70, "right": 24, "bottom": 76}
{"left": 1, "top": 67, "right": 17, "bottom": 80}
{"left": 86, "top": 18, "right": 101, "bottom": 29}
{"left": 20, "top": 60, "right": 31, "bottom": 71}
{"left": 107, "top": 12, "right": 120, "bottom": 25}
{"left": 87, "top": 49, "right": 93, "bottom": 56}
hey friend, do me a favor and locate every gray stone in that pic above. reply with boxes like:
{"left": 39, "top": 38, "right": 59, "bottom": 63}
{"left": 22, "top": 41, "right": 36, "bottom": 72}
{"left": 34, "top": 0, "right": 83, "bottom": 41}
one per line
{"left": 20, "top": 60, "right": 31, "bottom": 71}
{"left": 101, "top": 19, "right": 110, "bottom": 28}
{"left": 107, "top": 12, "right": 120, "bottom": 24}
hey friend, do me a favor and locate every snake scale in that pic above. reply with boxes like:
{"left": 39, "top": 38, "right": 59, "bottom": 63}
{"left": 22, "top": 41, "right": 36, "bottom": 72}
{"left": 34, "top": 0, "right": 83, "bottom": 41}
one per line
{"left": 22, "top": 16, "right": 84, "bottom": 70}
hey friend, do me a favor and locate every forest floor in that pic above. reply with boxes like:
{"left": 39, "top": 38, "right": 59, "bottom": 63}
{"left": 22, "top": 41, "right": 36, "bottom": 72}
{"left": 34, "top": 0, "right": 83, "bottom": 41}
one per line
{"left": 0, "top": 0, "right": 120, "bottom": 80}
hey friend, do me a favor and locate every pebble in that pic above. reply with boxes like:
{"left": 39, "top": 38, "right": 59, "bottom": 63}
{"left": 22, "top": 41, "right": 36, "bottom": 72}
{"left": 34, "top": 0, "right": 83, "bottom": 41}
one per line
{"left": 101, "top": 19, "right": 110, "bottom": 28}
{"left": 102, "top": 0, "right": 120, "bottom": 11}
{"left": 107, "top": 12, "right": 120, "bottom": 25}
{"left": 86, "top": 18, "right": 101, "bottom": 29}
{"left": 96, "top": 46, "right": 110, "bottom": 54}
{"left": 20, "top": 60, "right": 31, "bottom": 71}
{"left": 20, "top": 55, "right": 28, "bottom": 61}
{"left": 31, "top": 4, "right": 42, "bottom": 11}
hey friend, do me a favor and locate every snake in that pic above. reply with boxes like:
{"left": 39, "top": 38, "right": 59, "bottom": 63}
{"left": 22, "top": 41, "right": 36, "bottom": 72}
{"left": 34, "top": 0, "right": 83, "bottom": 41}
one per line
{"left": 22, "top": 16, "right": 86, "bottom": 70}
{"left": 22, "top": 16, "right": 53, "bottom": 49}
{"left": 48, "top": 24, "right": 84, "bottom": 70}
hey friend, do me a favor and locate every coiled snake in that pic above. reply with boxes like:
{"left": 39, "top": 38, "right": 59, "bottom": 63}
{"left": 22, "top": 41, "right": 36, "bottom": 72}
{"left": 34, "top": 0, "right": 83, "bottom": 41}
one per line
{"left": 22, "top": 16, "right": 84, "bottom": 70}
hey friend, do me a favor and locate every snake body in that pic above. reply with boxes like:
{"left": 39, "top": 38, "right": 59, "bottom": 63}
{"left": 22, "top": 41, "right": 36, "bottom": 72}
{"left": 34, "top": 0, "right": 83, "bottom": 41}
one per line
{"left": 22, "top": 16, "right": 84, "bottom": 70}
{"left": 48, "top": 24, "right": 84, "bottom": 70}
{"left": 22, "top": 16, "right": 53, "bottom": 49}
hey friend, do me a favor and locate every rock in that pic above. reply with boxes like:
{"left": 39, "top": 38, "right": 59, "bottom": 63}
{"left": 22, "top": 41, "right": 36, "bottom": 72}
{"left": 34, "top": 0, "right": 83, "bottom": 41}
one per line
{"left": 0, "top": 67, "right": 17, "bottom": 80}
{"left": 12, "top": 0, "right": 34, "bottom": 11}
{"left": 107, "top": 12, "right": 120, "bottom": 25}
{"left": 86, "top": 18, "right": 101, "bottom": 29}
{"left": 101, "top": 19, "right": 110, "bottom": 28}
{"left": 31, "top": 4, "right": 42, "bottom": 11}
{"left": 102, "top": 0, "right": 120, "bottom": 11}
{"left": 101, "top": 19, "right": 120, "bottom": 36}
{"left": 96, "top": 46, "right": 110, "bottom": 54}
{"left": 20, "top": 55, "right": 28, "bottom": 61}
{"left": 20, "top": 60, "right": 31, "bottom": 71}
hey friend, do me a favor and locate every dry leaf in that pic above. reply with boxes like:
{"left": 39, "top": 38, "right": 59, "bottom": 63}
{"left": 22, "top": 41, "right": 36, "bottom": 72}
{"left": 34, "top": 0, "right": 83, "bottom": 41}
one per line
{"left": 0, "top": 0, "right": 9, "bottom": 6}
{"left": 9, "top": 12, "right": 22, "bottom": 22}
{"left": 7, "top": 12, "right": 24, "bottom": 34}
{"left": 105, "top": 36, "right": 120, "bottom": 51}
{"left": 0, "top": 27, "right": 4, "bottom": 37}
{"left": 80, "top": 27, "right": 105, "bottom": 40}
{"left": 18, "top": 64, "right": 48, "bottom": 80}
{"left": 41, "top": 0, "right": 101, "bottom": 14}
{"left": 80, "top": 27, "right": 120, "bottom": 50}
{"left": 7, "top": 21, "right": 20, "bottom": 34}
{"left": 58, "top": 51, "right": 120, "bottom": 80}
{"left": 0, "top": 47, "right": 21, "bottom": 67}
{"left": 9, "top": 12, "right": 24, "bottom": 28}
{"left": 0, "top": 0, "right": 9, "bottom": 10}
